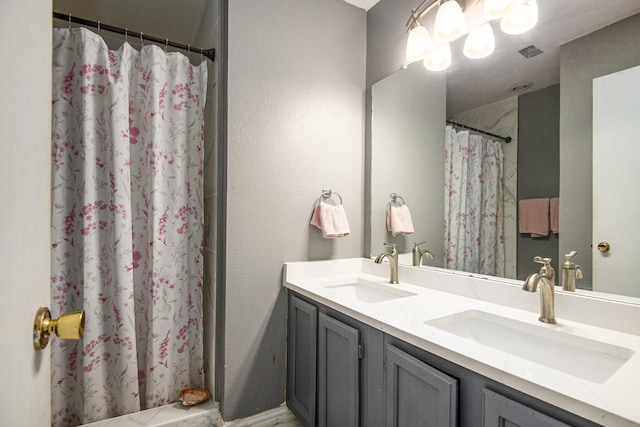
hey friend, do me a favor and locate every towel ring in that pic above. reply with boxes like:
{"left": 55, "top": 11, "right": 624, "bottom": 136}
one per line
{"left": 389, "top": 193, "right": 405, "bottom": 206}
{"left": 320, "top": 189, "right": 343, "bottom": 205}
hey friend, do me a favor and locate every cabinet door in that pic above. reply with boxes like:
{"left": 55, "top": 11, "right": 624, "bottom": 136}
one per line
{"left": 386, "top": 344, "right": 458, "bottom": 427}
{"left": 483, "top": 389, "right": 572, "bottom": 427}
{"left": 318, "top": 312, "right": 360, "bottom": 427}
{"left": 287, "top": 295, "right": 318, "bottom": 427}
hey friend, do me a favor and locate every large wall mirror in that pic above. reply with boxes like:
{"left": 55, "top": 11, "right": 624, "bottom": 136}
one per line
{"left": 369, "top": 0, "right": 640, "bottom": 300}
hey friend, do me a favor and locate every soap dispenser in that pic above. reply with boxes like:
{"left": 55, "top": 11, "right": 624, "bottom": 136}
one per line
{"left": 561, "top": 251, "right": 584, "bottom": 292}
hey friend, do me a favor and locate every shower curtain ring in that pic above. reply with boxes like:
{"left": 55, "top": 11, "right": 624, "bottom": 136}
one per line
{"left": 125, "top": 28, "right": 128, "bottom": 42}
{"left": 68, "top": 13, "right": 72, "bottom": 29}
{"left": 97, "top": 20, "right": 100, "bottom": 35}
{"left": 165, "top": 38, "right": 169, "bottom": 53}
{"left": 140, "top": 32, "right": 144, "bottom": 47}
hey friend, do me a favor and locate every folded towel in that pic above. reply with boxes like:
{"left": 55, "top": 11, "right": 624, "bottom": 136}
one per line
{"left": 550, "top": 197, "right": 559, "bottom": 234}
{"left": 387, "top": 204, "right": 414, "bottom": 236}
{"left": 310, "top": 200, "right": 351, "bottom": 239}
{"left": 518, "top": 198, "right": 549, "bottom": 238}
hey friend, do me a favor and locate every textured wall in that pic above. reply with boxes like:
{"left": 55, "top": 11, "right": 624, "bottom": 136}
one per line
{"left": 559, "top": 13, "right": 640, "bottom": 289}
{"left": 366, "top": 0, "right": 423, "bottom": 87}
{"left": 224, "top": 0, "right": 366, "bottom": 420}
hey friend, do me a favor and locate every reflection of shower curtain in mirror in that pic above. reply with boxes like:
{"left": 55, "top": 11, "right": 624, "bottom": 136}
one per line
{"left": 50, "top": 28, "right": 207, "bottom": 426}
{"left": 444, "top": 126, "right": 505, "bottom": 276}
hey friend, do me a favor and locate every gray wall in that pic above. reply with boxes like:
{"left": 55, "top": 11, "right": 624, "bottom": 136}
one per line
{"left": 366, "top": 0, "right": 423, "bottom": 87}
{"left": 517, "top": 85, "right": 560, "bottom": 280}
{"left": 370, "top": 64, "right": 445, "bottom": 261}
{"left": 559, "top": 13, "right": 640, "bottom": 289}
{"left": 223, "top": 0, "right": 366, "bottom": 420}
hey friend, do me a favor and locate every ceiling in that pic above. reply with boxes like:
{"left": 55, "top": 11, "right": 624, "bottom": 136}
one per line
{"left": 53, "top": 0, "right": 640, "bottom": 116}
{"left": 444, "top": 0, "right": 640, "bottom": 115}
{"left": 343, "top": 0, "right": 381, "bottom": 10}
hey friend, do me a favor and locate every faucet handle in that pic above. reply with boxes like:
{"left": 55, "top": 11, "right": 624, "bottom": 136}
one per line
{"left": 565, "top": 250, "right": 578, "bottom": 261}
{"left": 533, "top": 256, "right": 552, "bottom": 265}
{"left": 383, "top": 242, "right": 398, "bottom": 256}
{"left": 413, "top": 241, "right": 426, "bottom": 248}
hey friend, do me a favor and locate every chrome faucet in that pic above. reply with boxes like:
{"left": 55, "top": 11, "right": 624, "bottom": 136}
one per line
{"left": 412, "top": 241, "right": 434, "bottom": 267}
{"left": 375, "top": 243, "right": 399, "bottom": 284}
{"left": 522, "top": 256, "right": 556, "bottom": 324}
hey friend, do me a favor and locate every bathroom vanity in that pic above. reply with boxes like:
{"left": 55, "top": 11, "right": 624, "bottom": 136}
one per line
{"left": 283, "top": 258, "right": 640, "bottom": 427}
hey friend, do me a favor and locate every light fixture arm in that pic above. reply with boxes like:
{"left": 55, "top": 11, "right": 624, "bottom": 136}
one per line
{"left": 405, "top": 0, "right": 441, "bottom": 30}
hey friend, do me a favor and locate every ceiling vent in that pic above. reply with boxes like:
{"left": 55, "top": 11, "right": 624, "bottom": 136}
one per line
{"left": 510, "top": 82, "right": 533, "bottom": 92}
{"left": 519, "top": 45, "right": 543, "bottom": 59}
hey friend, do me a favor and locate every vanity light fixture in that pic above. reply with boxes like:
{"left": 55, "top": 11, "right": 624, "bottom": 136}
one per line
{"left": 405, "top": 0, "right": 539, "bottom": 71}
{"left": 434, "top": 0, "right": 467, "bottom": 42}
{"left": 484, "top": 0, "right": 514, "bottom": 20}
{"left": 424, "top": 43, "right": 452, "bottom": 71}
{"left": 406, "top": 23, "right": 433, "bottom": 62}
{"left": 500, "top": 0, "right": 538, "bottom": 35}
{"left": 463, "top": 22, "right": 495, "bottom": 59}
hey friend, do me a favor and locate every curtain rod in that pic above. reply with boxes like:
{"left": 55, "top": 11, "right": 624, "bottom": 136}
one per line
{"left": 53, "top": 11, "right": 215, "bottom": 62}
{"left": 446, "top": 120, "right": 512, "bottom": 143}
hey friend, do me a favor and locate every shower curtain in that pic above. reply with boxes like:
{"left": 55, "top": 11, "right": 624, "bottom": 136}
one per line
{"left": 444, "top": 126, "right": 505, "bottom": 276}
{"left": 50, "top": 28, "right": 207, "bottom": 426}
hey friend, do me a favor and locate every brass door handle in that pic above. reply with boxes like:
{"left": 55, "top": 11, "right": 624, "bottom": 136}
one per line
{"left": 597, "top": 242, "right": 611, "bottom": 253}
{"left": 33, "top": 307, "right": 84, "bottom": 350}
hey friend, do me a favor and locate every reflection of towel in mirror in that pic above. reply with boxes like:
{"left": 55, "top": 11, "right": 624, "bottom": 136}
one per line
{"left": 518, "top": 198, "right": 549, "bottom": 238}
{"left": 550, "top": 197, "right": 559, "bottom": 234}
{"left": 387, "top": 205, "right": 414, "bottom": 236}
{"left": 310, "top": 200, "right": 351, "bottom": 238}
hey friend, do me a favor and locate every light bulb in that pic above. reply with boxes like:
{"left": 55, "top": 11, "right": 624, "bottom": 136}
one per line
{"left": 423, "top": 43, "right": 452, "bottom": 71}
{"left": 463, "top": 23, "right": 495, "bottom": 59}
{"left": 406, "top": 24, "right": 433, "bottom": 63}
{"left": 484, "top": 0, "right": 514, "bottom": 20}
{"left": 501, "top": 0, "right": 538, "bottom": 35}
{"left": 434, "top": 1, "right": 467, "bottom": 43}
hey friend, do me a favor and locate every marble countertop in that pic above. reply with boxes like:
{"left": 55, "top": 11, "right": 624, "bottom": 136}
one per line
{"left": 283, "top": 258, "right": 640, "bottom": 426}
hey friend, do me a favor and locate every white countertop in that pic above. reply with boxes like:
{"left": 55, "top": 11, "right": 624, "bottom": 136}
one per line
{"left": 283, "top": 258, "right": 640, "bottom": 426}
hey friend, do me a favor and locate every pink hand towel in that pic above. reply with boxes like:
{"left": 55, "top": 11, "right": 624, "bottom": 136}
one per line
{"left": 310, "top": 200, "right": 351, "bottom": 239}
{"left": 550, "top": 197, "right": 559, "bottom": 234}
{"left": 387, "top": 205, "right": 414, "bottom": 236}
{"left": 518, "top": 198, "right": 550, "bottom": 238}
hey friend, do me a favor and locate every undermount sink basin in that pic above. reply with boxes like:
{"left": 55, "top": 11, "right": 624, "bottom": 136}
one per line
{"left": 425, "top": 310, "right": 634, "bottom": 383}
{"left": 324, "top": 279, "right": 416, "bottom": 303}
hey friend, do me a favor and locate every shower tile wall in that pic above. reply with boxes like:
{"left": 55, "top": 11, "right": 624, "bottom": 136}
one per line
{"left": 449, "top": 97, "right": 518, "bottom": 278}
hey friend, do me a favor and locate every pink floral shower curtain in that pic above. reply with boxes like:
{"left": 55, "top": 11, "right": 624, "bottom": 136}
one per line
{"left": 50, "top": 28, "right": 207, "bottom": 426}
{"left": 444, "top": 126, "right": 505, "bottom": 276}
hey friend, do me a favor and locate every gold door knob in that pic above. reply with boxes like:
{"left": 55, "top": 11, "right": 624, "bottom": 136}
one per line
{"left": 597, "top": 242, "right": 611, "bottom": 253}
{"left": 33, "top": 307, "right": 84, "bottom": 350}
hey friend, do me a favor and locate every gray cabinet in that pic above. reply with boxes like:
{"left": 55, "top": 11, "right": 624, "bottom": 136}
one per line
{"left": 287, "top": 293, "right": 384, "bottom": 427}
{"left": 286, "top": 292, "right": 599, "bottom": 427}
{"left": 385, "top": 344, "right": 458, "bottom": 427}
{"left": 483, "top": 388, "right": 571, "bottom": 427}
{"left": 287, "top": 295, "right": 317, "bottom": 427}
{"left": 317, "top": 312, "right": 360, "bottom": 427}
